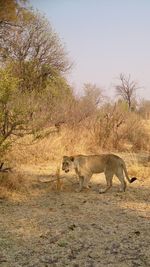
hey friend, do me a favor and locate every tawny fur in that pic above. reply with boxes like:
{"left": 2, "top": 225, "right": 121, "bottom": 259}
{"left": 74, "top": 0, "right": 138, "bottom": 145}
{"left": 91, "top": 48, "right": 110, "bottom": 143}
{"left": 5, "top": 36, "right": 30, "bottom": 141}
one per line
{"left": 62, "top": 154, "right": 137, "bottom": 193}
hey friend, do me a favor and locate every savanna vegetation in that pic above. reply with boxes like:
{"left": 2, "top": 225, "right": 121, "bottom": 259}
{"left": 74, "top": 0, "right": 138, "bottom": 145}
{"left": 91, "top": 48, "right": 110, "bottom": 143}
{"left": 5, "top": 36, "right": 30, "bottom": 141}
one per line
{"left": 0, "top": 2, "right": 150, "bottom": 266}
{"left": 0, "top": 0, "right": 150, "bottom": 194}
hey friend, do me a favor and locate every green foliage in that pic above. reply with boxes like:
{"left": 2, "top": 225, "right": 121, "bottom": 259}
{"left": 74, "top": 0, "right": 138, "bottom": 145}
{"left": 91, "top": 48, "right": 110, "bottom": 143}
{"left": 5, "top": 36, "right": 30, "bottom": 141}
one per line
{"left": 47, "top": 74, "right": 72, "bottom": 99}
{"left": 0, "top": 68, "right": 19, "bottom": 153}
{"left": 0, "top": 66, "right": 34, "bottom": 156}
{"left": 0, "top": 2, "right": 73, "bottom": 159}
{"left": 0, "top": 68, "right": 18, "bottom": 103}
{"left": 0, "top": 4, "right": 73, "bottom": 159}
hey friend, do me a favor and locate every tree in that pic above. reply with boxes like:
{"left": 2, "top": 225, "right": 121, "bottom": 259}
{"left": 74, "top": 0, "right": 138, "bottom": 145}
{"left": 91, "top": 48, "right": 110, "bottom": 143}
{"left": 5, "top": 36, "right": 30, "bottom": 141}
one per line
{"left": 0, "top": 64, "right": 52, "bottom": 151}
{"left": 0, "top": 9, "right": 72, "bottom": 91}
{"left": 0, "top": 0, "right": 19, "bottom": 25}
{"left": 0, "top": 66, "right": 22, "bottom": 155}
{"left": 115, "top": 74, "right": 139, "bottom": 110}
{"left": 81, "top": 83, "right": 103, "bottom": 115}
{"left": 83, "top": 83, "right": 102, "bottom": 106}
{"left": 0, "top": 0, "right": 27, "bottom": 26}
{"left": 0, "top": 2, "right": 74, "bottom": 159}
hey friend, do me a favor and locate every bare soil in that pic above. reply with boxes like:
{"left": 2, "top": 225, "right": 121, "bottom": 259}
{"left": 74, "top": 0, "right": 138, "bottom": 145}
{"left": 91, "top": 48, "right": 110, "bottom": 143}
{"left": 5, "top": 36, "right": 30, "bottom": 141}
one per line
{"left": 0, "top": 163, "right": 150, "bottom": 267}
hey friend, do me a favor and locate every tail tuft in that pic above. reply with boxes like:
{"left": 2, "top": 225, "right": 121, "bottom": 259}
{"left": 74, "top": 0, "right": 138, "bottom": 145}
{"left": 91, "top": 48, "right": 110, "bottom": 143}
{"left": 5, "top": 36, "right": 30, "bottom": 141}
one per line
{"left": 130, "top": 177, "right": 137, "bottom": 183}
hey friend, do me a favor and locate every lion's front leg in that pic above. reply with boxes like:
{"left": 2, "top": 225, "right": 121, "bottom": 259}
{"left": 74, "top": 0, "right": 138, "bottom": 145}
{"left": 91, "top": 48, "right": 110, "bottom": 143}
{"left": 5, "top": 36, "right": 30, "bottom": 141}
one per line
{"left": 76, "top": 176, "right": 84, "bottom": 192}
{"left": 76, "top": 175, "right": 91, "bottom": 192}
{"left": 83, "top": 175, "right": 91, "bottom": 189}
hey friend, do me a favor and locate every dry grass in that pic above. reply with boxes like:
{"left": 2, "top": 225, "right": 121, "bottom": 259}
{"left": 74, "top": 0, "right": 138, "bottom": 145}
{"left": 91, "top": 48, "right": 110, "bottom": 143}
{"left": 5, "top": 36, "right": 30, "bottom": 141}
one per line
{"left": 1, "top": 123, "right": 150, "bottom": 202}
{"left": 6, "top": 119, "right": 150, "bottom": 164}
{"left": 1, "top": 129, "right": 150, "bottom": 266}
{"left": 128, "top": 163, "right": 150, "bottom": 180}
{"left": 0, "top": 171, "right": 29, "bottom": 201}
{"left": 6, "top": 127, "right": 94, "bottom": 165}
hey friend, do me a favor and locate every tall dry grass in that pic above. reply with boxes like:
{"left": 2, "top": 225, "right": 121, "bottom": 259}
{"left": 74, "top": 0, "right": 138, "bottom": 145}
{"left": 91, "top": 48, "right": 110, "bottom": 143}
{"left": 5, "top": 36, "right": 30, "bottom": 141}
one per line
{"left": 1, "top": 118, "right": 150, "bottom": 200}
{"left": 6, "top": 126, "right": 95, "bottom": 166}
{"left": 6, "top": 117, "right": 150, "bottom": 165}
{"left": 0, "top": 171, "right": 30, "bottom": 201}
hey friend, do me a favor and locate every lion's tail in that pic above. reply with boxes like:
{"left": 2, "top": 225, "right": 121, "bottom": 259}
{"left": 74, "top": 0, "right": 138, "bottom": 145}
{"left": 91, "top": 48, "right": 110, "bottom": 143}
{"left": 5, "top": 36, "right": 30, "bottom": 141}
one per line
{"left": 122, "top": 160, "right": 137, "bottom": 183}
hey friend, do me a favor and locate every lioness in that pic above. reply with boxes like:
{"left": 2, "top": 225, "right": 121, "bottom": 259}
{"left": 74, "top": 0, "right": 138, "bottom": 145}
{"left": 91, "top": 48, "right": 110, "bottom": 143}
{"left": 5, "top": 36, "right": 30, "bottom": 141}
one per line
{"left": 62, "top": 154, "right": 137, "bottom": 193}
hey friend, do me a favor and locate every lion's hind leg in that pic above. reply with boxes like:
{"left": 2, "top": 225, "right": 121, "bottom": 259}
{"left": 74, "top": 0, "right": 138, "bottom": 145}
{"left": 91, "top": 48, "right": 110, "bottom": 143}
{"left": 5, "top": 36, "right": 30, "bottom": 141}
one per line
{"left": 99, "top": 170, "right": 113, "bottom": 194}
{"left": 115, "top": 168, "right": 126, "bottom": 192}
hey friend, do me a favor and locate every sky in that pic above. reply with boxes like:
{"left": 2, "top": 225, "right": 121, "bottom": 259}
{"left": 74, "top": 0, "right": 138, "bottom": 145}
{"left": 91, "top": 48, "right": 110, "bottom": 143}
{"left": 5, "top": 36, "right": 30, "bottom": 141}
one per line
{"left": 30, "top": 0, "right": 150, "bottom": 99}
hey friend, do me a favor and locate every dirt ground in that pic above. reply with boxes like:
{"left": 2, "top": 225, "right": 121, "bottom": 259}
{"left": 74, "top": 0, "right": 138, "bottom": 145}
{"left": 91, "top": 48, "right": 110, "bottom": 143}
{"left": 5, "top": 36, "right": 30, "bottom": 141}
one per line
{"left": 0, "top": 163, "right": 150, "bottom": 267}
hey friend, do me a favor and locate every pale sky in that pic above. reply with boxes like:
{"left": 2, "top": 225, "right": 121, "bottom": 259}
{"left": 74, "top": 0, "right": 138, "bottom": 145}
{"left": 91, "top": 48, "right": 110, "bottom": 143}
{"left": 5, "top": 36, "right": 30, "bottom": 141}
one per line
{"left": 30, "top": 0, "right": 150, "bottom": 99}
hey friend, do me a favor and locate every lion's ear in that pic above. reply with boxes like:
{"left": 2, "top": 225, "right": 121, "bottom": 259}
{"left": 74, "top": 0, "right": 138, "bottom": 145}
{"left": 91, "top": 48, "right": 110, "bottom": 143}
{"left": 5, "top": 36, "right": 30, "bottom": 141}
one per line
{"left": 70, "top": 156, "right": 74, "bottom": 162}
{"left": 63, "top": 155, "right": 68, "bottom": 159}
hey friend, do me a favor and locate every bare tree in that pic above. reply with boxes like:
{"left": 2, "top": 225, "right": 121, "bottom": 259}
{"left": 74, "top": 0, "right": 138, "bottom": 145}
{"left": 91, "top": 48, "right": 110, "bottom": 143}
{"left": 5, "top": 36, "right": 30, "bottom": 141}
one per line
{"left": 82, "top": 83, "right": 103, "bottom": 111}
{"left": 0, "top": 9, "right": 72, "bottom": 91}
{"left": 115, "top": 74, "right": 139, "bottom": 110}
{"left": 0, "top": 9, "right": 71, "bottom": 70}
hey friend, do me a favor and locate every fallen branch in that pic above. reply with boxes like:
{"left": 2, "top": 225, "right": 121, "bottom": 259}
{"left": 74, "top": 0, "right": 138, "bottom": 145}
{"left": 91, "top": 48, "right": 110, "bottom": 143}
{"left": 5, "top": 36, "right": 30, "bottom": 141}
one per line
{"left": 39, "top": 175, "right": 76, "bottom": 185}
{"left": 38, "top": 175, "right": 66, "bottom": 184}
